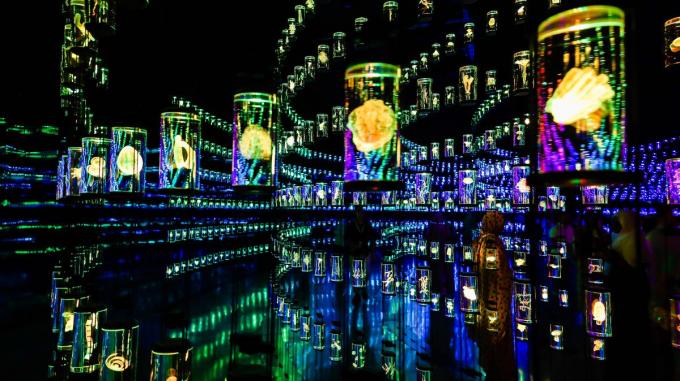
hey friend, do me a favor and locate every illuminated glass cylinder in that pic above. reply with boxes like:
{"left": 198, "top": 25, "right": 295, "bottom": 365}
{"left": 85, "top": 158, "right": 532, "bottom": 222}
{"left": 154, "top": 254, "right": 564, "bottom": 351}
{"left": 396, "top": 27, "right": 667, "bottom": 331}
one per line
{"left": 558, "top": 289, "right": 569, "bottom": 307}
{"left": 417, "top": 239, "right": 427, "bottom": 256}
{"left": 301, "top": 249, "right": 313, "bottom": 272}
{"left": 52, "top": 283, "right": 69, "bottom": 332}
{"left": 418, "top": 147, "right": 428, "bottom": 162}
{"left": 512, "top": 165, "right": 531, "bottom": 205}
{"left": 514, "top": 281, "right": 533, "bottom": 323}
{"left": 416, "top": 366, "right": 431, "bottom": 381}
{"left": 352, "top": 258, "right": 367, "bottom": 288}
{"left": 291, "top": 307, "right": 301, "bottom": 332}
{"left": 514, "top": 0, "right": 527, "bottom": 24}
{"left": 318, "top": 44, "right": 330, "bottom": 71}
{"left": 381, "top": 262, "right": 396, "bottom": 295}
{"left": 70, "top": 303, "right": 107, "bottom": 373}
{"left": 586, "top": 290, "right": 612, "bottom": 337}
{"left": 516, "top": 323, "right": 529, "bottom": 341}
{"left": 547, "top": 253, "right": 561, "bottom": 278}
{"left": 344, "top": 63, "right": 400, "bottom": 189}
{"left": 331, "top": 254, "right": 343, "bottom": 282}
{"left": 333, "top": 32, "right": 346, "bottom": 59}
{"left": 513, "top": 121, "right": 526, "bottom": 147}
{"left": 582, "top": 185, "right": 609, "bottom": 205}
{"left": 671, "top": 296, "right": 680, "bottom": 348}
{"left": 382, "top": 351, "right": 397, "bottom": 379}
{"left": 483, "top": 130, "right": 496, "bottom": 151}
{"left": 381, "top": 191, "right": 395, "bottom": 205}
{"left": 666, "top": 159, "right": 680, "bottom": 205}
{"left": 444, "top": 86, "right": 455, "bottom": 106}
{"left": 66, "top": 147, "right": 82, "bottom": 197}
{"left": 443, "top": 139, "right": 454, "bottom": 158}
{"left": 431, "top": 293, "right": 440, "bottom": 311}
{"left": 316, "top": 113, "right": 329, "bottom": 138}
{"left": 547, "top": 186, "right": 560, "bottom": 210}
{"left": 383, "top": 1, "right": 398, "bottom": 23}
{"left": 417, "top": 0, "right": 433, "bottom": 20}
{"left": 463, "top": 23, "right": 474, "bottom": 44}
{"left": 80, "top": 137, "right": 111, "bottom": 194}
{"left": 429, "top": 143, "right": 440, "bottom": 161}
{"left": 512, "top": 50, "right": 532, "bottom": 93}
{"left": 458, "top": 65, "right": 477, "bottom": 103}
{"left": 550, "top": 324, "right": 564, "bottom": 350}
{"left": 445, "top": 33, "right": 456, "bottom": 55}
{"left": 56, "top": 156, "right": 65, "bottom": 200}
{"left": 444, "top": 244, "right": 454, "bottom": 262}
{"left": 460, "top": 274, "right": 479, "bottom": 313}
{"left": 109, "top": 127, "right": 146, "bottom": 193}
{"left": 416, "top": 267, "right": 432, "bottom": 304}
{"left": 537, "top": 6, "right": 626, "bottom": 174}
{"left": 314, "top": 252, "right": 326, "bottom": 277}
{"left": 353, "top": 192, "right": 367, "bottom": 206}
{"left": 462, "top": 134, "right": 473, "bottom": 154}
{"left": 232, "top": 93, "right": 277, "bottom": 187}
{"left": 415, "top": 173, "right": 432, "bottom": 205}
{"left": 486, "top": 10, "right": 498, "bottom": 35}
{"left": 514, "top": 251, "right": 528, "bottom": 274}
{"left": 302, "top": 184, "right": 313, "bottom": 207}
{"left": 665, "top": 17, "right": 680, "bottom": 68}
{"left": 291, "top": 246, "right": 302, "bottom": 268}
{"left": 160, "top": 112, "right": 200, "bottom": 190}
{"left": 282, "top": 300, "right": 291, "bottom": 324}
{"left": 463, "top": 245, "right": 474, "bottom": 262}
{"left": 277, "top": 296, "right": 285, "bottom": 317}
{"left": 149, "top": 339, "right": 193, "bottom": 381}
{"left": 417, "top": 78, "right": 433, "bottom": 112}
{"left": 590, "top": 337, "right": 606, "bottom": 360}
{"left": 100, "top": 320, "right": 139, "bottom": 380}
{"left": 430, "top": 241, "right": 439, "bottom": 260}
{"left": 331, "top": 106, "right": 346, "bottom": 133}
{"left": 300, "top": 314, "right": 311, "bottom": 341}
{"left": 313, "top": 320, "right": 325, "bottom": 350}
{"left": 351, "top": 340, "right": 365, "bottom": 368}
{"left": 314, "top": 183, "right": 327, "bottom": 207}
{"left": 539, "top": 285, "right": 549, "bottom": 302}
{"left": 458, "top": 169, "right": 477, "bottom": 205}
{"left": 58, "top": 293, "right": 90, "bottom": 350}
{"left": 330, "top": 331, "right": 343, "bottom": 362}
{"left": 485, "top": 70, "right": 497, "bottom": 94}
{"left": 445, "top": 297, "right": 455, "bottom": 317}
{"left": 549, "top": 0, "right": 561, "bottom": 8}
{"left": 331, "top": 180, "right": 344, "bottom": 206}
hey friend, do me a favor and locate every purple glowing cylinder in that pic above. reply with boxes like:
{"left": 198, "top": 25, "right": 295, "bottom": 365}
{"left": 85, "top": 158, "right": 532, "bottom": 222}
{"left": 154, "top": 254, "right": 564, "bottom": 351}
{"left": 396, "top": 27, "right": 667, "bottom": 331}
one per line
{"left": 666, "top": 159, "right": 680, "bottom": 205}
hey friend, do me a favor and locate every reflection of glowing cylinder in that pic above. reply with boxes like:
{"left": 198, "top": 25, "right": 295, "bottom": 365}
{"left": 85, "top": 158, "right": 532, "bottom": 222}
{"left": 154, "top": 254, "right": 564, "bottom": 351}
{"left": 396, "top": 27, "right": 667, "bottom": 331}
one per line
{"left": 64, "top": 147, "right": 83, "bottom": 196}
{"left": 586, "top": 290, "right": 612, "bottom": 337}
{"left": 460, "top": 274, "right": 479, "bottom": 313}
{"left": 458, "top": 65, "right": 477, "bottom": 103}
{"left": 109, "top": 127, "right": 146, "bottom": 193}
{"left": 300, "top": 314, "right": 311, "bottom": 341}
{"left": 330, "top": 331, "right": 343, "bottom": 362}
{"left": 666, "top": 159, "right": 680, "bottom": 205}
{"left": 458, "top": 169, "right": 477, "bottom": 205}
{"left": 80, "top": 137, "right": 111, "bottom": 194}
{"left": 351, "top": 340, "right": 365, "bottom": 368}
{"left": 665, "top": 17, "right": 680, "bottom": 68}
{"left": 381, "top": 350, "right": 397, "bottom": 379}
{"left": 58, "top": 293, "right": 90, "bottom": 350}
{"left": 550, "top": 324, "right": 564, "bottom": 350}
{"left": 537, "top": 6, "right": 626, "bottom": 174}
{"left": 149, "top": 339, "right": 193, "bottom": 381}
{"left": 70, "top": 303, "right": 107, "bottom": 373}
{"left": 381, "top": 262, "right": 396, "bottom": 295}
{"left": 512, "top": 166, "right": 531, "bottom": 205}
{"left": 352, "top": 258, "right": 367, "bottom": 288}
{"left": 314, "top": 251, "right": 326, "bottom": 277}
{"left": 160, "top": 112, "right": 201, "bottom": 190}
{"left": 232, "top": 93, "right": 277, "bottom": 187}
{"left": 100, "top": 320, "right": 139, "bottom": 380}
{"left": 582, "top": 185, "right": 609, "bottom": 205}
{"left": 52, "top": 284, "right": 70, "bottom": 332}
{"left": 416, "top": 267, "right": 432, "bottom": 304}
{"left": 671, "top": 296, "right": 680, "bottom": 348}
{"left": 331, "top": 180, "right": 344, "bottom": 206}
{"left": 301, "top": 249, "right": 312, "bottom": 273}
{"left": 516, "top": 323, "right": 529, "bottom": 341}
{"left": 344, "top": 63, "right": 401, "bottom": 189}
{"left": 415, "top": 173, "right": 432, "bottom": 205}
{"left": 331, "top": 254, "right": 343, "bottom": 282}
{"left": 290, "top": 307, "right": 301, "bottom": 332}
{"left": 514, "top": 281, "right": 533, "bottom": 323}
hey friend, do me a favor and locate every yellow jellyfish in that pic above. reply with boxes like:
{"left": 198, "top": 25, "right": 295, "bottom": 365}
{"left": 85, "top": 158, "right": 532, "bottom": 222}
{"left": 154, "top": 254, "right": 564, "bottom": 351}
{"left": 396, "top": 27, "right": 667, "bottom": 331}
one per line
{"left": 238, "top": 124, "right": 272, "bottom": 160}
{"left": 347, "top": 99, "right": 396, "bottom": 153}
{"left": 462, "top": 285, "right": 477, "bottom": 301}
{"left": 592, "top": 299, "right": 607, "bottom": 325}
{"left": 172, "top": 135, "right": 196, "bottom": 170}
{"left": 86, "top": 156, "right": 106, "bottom": 178}
{"left": 462, "top": 176, "right": 474, "bottom": 185}
{"left": 545, "top": 67, "right": 614, "bottom": 132}
{"left": 116, "top": 145, "right": 144, "bottom": 177}
{"left": 593, "top": 339, "right": 604, "bottom": 351}
{"left": 671, "top": 37, "right": 680, "bottom": 54}
{"left": 516, "top": 177, "right": 530, "bottom": 193}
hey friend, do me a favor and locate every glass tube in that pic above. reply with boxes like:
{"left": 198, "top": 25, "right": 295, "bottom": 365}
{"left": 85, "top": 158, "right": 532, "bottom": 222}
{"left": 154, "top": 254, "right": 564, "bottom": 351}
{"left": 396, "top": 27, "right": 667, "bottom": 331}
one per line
{"left": 149, "top": 339, "right": 193, "bottom": 381}
{"left": 301, "top": 249, "right": 313, "bottom": 272}
{"left": 485, "top": 70, "right": 497, "bottom": 93}
{"left": 458, "top": 169, "right": 476, "bottom": 205}
{"left": 312, "top": 320, "right": 325, "bottom": 350}
{"left": 443, "top": 139, "right": 454, "bottom": 158}
{"left": 512, "top": 165, "right": 531, "bottom": 205}
{"left": 333, "top": 32, "right": 346, "bottom": 59}
{"left": 486, "top": 10, "right": 498, "bottom": 35}
{"left": 460, "top": 274, "right": 479, "bottom": 312}
{"left": 445, "top": 33, "right": 456, "bottom": 55}
{"left": 295, "top": 4, "right": 306, "bottom": 26}
{"left": 462, "top": 134, "right": 473, "bottom": 154}
{"left": 300, "top": 314, "right": 311, "bottom": 341}
{"left": 547, "top": 186, "right": 560, "bottom": 210}
{"left": 315, "top": 182, "right": 327, "bottom": 207}
{"left": 331, "top": 254, "right": 343, "bottom": 282}
{"left": 537, "top": 6, "right": 626, "bottom": 174}
{"left": 314, "top": 251, "right": 326, "bottom": 276}
{"left": 70, "top": 303, "right": 107, "bottom": 373}
{"left": 582, "top": 185, "right": 609, "bottom": 205}
{"left": 80, "top": 137, "right": 111, "bottom": 194}
{"left": 512, "top": 50, "right": 532, "bottom": 93}
{"left": 331, "top": 180, "right": 344, "bottom": 206}
{"left": 513, "top": 121, "right": 526, "bottom": 147}
{"left": 100, "top": 320, "right": 139, "bottom": 380}
{"left": 109, "top": 127, "right": 146, "bottom": 193}
{"left": 415, "top": 173, "right": 432, "bottom": 205}
{"left": 56, "top": 156, "right": 64, "bottom": 200}
{"left": 458, "top": 65, "right": 477, "bottom": 103}
{"left": 430, "top": 143, "right": 439, "bottom": 160}
{"left": 548, "top": 0, "right": 561, "bottom": 8}
{"left": 671, "top": 296, "right": 680, "bottom": 348}
{"left": 305, "top": 120, "right": 316, "bottom": 144}
{"left": 590, "top": 336, "right": 606, "bottom": 360}
{"left": 444, "top": 86, "right": 455, "bottom": 106}
{"left": 666, "top": 158, "right": 680, "bottom": 205}
{"left": 417, "top": 0, "right": 434, "bottom": 20}
{"left": 290, "top": 306, "right": 301, "bottom": 331}
{"left": 431, "top": 43, "right": 441, "bottom": 64}
{"left": 665, "top": 17, "right": 680, "bottom": 68}
{"left": 353, "top": 192, "right": 367, "bottom": 206}
{"left": 351, "top": 340, "right": 365, "bottom": 368}
{"left": 417, "top": 78, "right": 433, "bottom": 112}
{"left": 305, "top": 56, "right": 316, "bottom": 81}
{"left": 382, "top": 262, "right": 396, "bottom": 295}
{"left": 550, "top": 324, "right": 564, "bottom": 350}
{"left": 330, "top": 331, "right": 342, "bottom": 362}
{"left": 317, "top": 44, "right": 330, "bottom": 71}
{"left": 331, "top": 106, "right": 346, "bottom": 133}
{"left": 354, "top": 17, "right": 368, "bottom": 33}
{"left": 432, "top": 93, "right": 440, "bottom": 111}
{"left": 483, "top": 130, "right": 496, "bottom": 151}
{"left": 514, "top": 281, "right": 533, "bottom": 323}
{"left": 415, "top": 267, "right": 432, "bottom": 304}
{"left": 316, "top": 113, "right": 329, "bottom": 138}
{"left": 232, "top": 93, "right": 277, "bottom": 187}
{"left": 419, "top": 52, "right": 429, "bottom": 74}
{"left": 58, "top": 293, "right": 90, "bottom": 350}
{"left": 294, "top": 65, "right": 306, "bottom": 88}
{"left": 383, "top": 1, "right": 398, "bottom": 24}
{"left": 160, "top": 112, "right": 200, "bottom": 190}
{"left": 586, "top": 290, "right": 612, "bottom": 337}
{"left": 66, "top": 147, "right": 82, "bottom": 197}
{"left": 344, "top": 63, "right": 400, "bottom": 188}
{"left": 514, "top": 0, "right": 527, "bottom": 24}
{"left": 463, "top": 23, "right": 475, "bottom": 44}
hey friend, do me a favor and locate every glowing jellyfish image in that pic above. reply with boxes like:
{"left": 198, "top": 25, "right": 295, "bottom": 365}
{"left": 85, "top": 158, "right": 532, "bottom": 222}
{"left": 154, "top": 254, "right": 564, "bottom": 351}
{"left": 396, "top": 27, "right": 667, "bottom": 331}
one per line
{"left": 463, "top": 286, "right": 477, "bottom": 301}
{"left": 463, "top": 74, "right": 475, "bottom": 97}
{"left": 116, "top": 146, "right": 143, "bottom": 177}
{"left": 239, "top": 124, "right": 272, "bottom": 161}
{"left": 672, "top": 38, "right": 680, "bottom": 53}
{"left": 172, "top": 135, "right": 196, "bottom": 170}
{"left": 545, "top": 67, "right": 614, "bottom": 132}
{"left": 105, "top": 353, "right": 130, "bottom": 372}
{"left": 592, "top": 299, "right": 607, "bottom": 325}
{"left": 347, "top": 99, "right": 396, "bottom": 153}
{"left": 516, "top": 177, "right": 530, "bottom": 194}
{"left": 86, "top": 157, "right": 106, "bottom": 178}
{"left": 593, "top": 339, "right": 604, "bottom": 351}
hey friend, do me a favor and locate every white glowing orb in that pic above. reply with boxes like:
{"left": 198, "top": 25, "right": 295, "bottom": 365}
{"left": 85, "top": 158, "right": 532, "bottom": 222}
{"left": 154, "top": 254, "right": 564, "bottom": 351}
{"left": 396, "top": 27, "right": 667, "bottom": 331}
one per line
{"left": 462, "top": 177, "right": 474, "bottom": 185}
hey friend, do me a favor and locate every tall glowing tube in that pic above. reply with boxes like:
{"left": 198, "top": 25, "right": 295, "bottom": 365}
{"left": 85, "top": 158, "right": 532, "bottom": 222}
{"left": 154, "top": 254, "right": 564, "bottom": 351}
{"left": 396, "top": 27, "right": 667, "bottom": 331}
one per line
{"left": 160, "top": 112, "right": 201, "bottom": 190}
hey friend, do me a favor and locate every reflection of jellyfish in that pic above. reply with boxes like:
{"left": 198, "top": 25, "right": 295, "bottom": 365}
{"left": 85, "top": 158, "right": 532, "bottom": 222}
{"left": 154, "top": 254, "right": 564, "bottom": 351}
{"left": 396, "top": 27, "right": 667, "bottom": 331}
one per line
{"left": 348, "top": 99, "right": 396, "bottom": 153}
{"left": 545, "top": 67, "right": 614, "bottom": 132}
{"left": 239, "top": 124, "right": 272, "bottom": 160}
{"left": 116, "top": 146, "right": 143, "bottom": 177}
{"left": 86, "top": 157, "right": 106, "bottom": 178}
